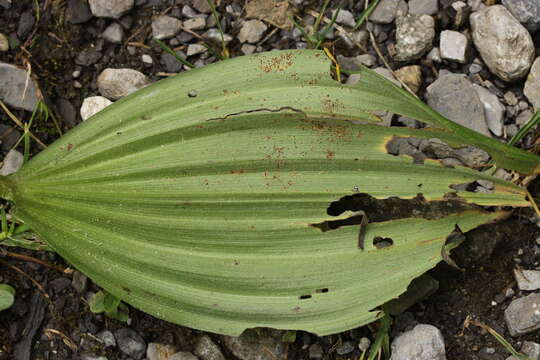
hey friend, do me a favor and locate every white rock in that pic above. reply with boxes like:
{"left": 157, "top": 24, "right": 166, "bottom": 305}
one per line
{"left": 0, "top": 33, "right": 8, "bottom": 52}
{"left": 80, "top": 96, "right": 113, "bottom": 120}
{"left": 152, "top": 16, "right": 182, "bottom": 40}
{"left": 183, "top": 16, "right": 206, "bottom": 31}
{"left": 470, "top": 5, "right": 534, "bottom": 81}
{"left": 395, "top": 14, "right": 435, "bottom": 61}
{"left": 141, "top": 54, "right": 153, "bottom": 64}
{"left": 505, "top": 293, "right": 540, "bottom": 336}
{"left": 427, "top": 47, "right": 442, "bottom": 63}
{"left": 186, "top": 43, "right": 206, "bottom": 57}
{"left": 88, "top": 0, "right": 133, "bottom": 19}
{"left": 238, "top": 20, "right": 267, "bottom": 44}
{"left": 97, "top": 68, "right": 150, "bottom": 100}
{"left": 524, "top": 57, "right": 540, "bottom": 110}
{"left": 0, "top": 150, "right": 23, "bottom": 176}
{"left": 408, "top": 0, "right": 438, "bottom": 15}
{"left": 0, "top": 62, "right": 42, "bottom": 111}
{"left": 514, "top": 269, "right": 540, "bottom": 291}
{"left": 390, "top": 324, "right": 446, "bottom": 360}
{"left": 440, "top": 30, "right": 468, "bottom": 63}
{"left": 333, "top": 9, "right": 356, "bottom": 27}
{"left": 102, "top": 22, "right": 124, "bottom": 43}
{"left": 473, "top": 84, "right": 505, "bottom": 136}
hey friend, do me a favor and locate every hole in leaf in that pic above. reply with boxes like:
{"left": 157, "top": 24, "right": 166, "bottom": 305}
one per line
{"left": 450, "top": 180, "right": 494, "bottom": 194}
{"left": 299, "top": 294, "right": 312, "bottom": 300}
{"left": 373, "top": 237, "right": 393, "bottom": 249}
{"left": 316, "top": 288, "right": 329, "bottom": 293}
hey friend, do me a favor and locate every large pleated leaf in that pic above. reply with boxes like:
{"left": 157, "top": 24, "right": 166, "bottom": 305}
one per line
{"left": 1, "top": 50, "right": 538, "bottom": 335}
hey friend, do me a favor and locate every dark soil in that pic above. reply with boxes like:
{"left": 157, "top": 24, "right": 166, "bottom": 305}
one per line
{"left": 1, "top": 1, "right": 540, "bottom": 359}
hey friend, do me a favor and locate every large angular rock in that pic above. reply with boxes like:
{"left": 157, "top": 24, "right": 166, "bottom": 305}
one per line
{"left": 395, "top": 14, "right": 435, "bottom": 61}
{"left": 524, "top": 57, "right": 540, "bottom": 110}
{"left": 470, "top": 5, "right": 534, "bottom": 81}
{"left": 97, "top": 68, "right": 150, "bottom": 100}
{"left": 440, "top": 30, "right": 468, "bottom": 63}
{"left": 502, "top": 0, "right": 540, "bottom": 33}
{"left": 426, "top": 73, "right": 490, "bottom": 136}
{"left": 0, "top": 62, "right": 42, "bottom": 111}
{"left": 514, "top": 269, "right": 540, "bottom": 291}
{"left": 505, "top": 293, "right": 540, "bottom": 336}
{"left": 237, "top": 20, "right": 267, "bottom": 43}
{"left": 88, "top": 0, "right": 133, "bottom": 19}
{"left": 390, "top": 324, "right": 446, "bottom": 360}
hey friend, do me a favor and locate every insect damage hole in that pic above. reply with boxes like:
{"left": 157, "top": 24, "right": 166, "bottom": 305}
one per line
{"left": 299, "top": 294, "right": 312, "bottom": 300}
{"left": 316, "top": 288, "right": 329, "bottom": 293}
{"left": 373, "top": 236, "right": 394, "bottom": 249}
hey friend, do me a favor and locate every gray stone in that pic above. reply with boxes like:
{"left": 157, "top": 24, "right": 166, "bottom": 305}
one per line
{"left": 170, "top": 352, "right": 199, "bottom": 360}
{"left": 309, "top": 344, "right": 323, "bottom": 359}
{"left": 88, "top": 0, "right": 133, "bottom": 19}
{"left": 194, "top": 335, "right": 225, "bottom": 360}
{"left": 514, "top": 269, "right": 540, "bottom": 291}
{"left": 187, "top": 44, "right": 206, "bottom": 57}
{"left": 357, "top": 54, "right": 377, "bottom": 67}
{"left": 238, "top": 20, "right": 267, "bottom": 43}
{"left": 333, "top": 9, "right": 355, "bottom": 27}
{"left": 502, "top": 0, "right": 540, "bottom": 32}
{"left": 336, "top": 341, "right": 355, "bottom": 355}
{"left": 160, "top": 52, "right": 185, "bottom": 73}
{"left": 426, "top": 73, "right": 490, "bottom": 136}
{"left": 223, "top": 329, "right": 285, "bottom": 360}
{"left": 80, "top": 96, "right": 113, "bottom": 120}
{"left": 182, "top": 5, "right": 198, "bottom": 18}
{"left": 473, "top": 84, "right": 505, "bottom": 136}
{"left": 0, "top": 62, "right": 41, "bottom": 111}
{"left": 152, "top": 15, "right": 182, "bottom": 40}
{"left": 241, "top": 44, "right": 256, "bottom": 55}
{"left": 0, "top": 150, "right": 23, "bottom": 176}
{"left": 521, "top": 341, "right": 540, "bottom": 360}
{"left": 390, "top": 324, "right": 446, "bottom": 360}
{"left": 97, "top": 330, "right": 116, "bottom": 347}
{"left": 71, "top": 271, "right": 87, "bottom": 293}
{"left": 395, "top": 14, "right": 435, "bottom": 61}
{"left": 427, "top": 47, "right": 442, "bottom": 63}
{"left": 115, "top": 328, "right": 146, "bottom": 359}
{"left": 504, "top": 293, "right": 540, "bottom": 336}
{"left": 370, "top": 0, "right": 403, "bottom": 24}
{"left": 67, "top": 0, "right": 93, "bottom": 24}
{"left": 184, "top": 17, "right": 206, "bottom": 31}
{"left": 525, "top": 57, "right": 540, "bottom": 110}
{"left": 0, "top": 33, "right": 9, "bottom": 52}
{"left": 75, "top": 48, "right": 102, "bottom": 66}
{"left": 146, "top": 343, "right": 176, "bottom": 360}
{"left": 97, "top": 68, "right": 150, "bottom": 100}
{"left": 58, "top": 98, "right": 77, "bottom": 127}
{"left": 469, "top": 63, "right": 483, "bottom": 74}
{"left": 192, "top": 0, "right": 211, "bottom": 13}
{"left": 102, "top": 22, "right": 124, "bottom": 43}
{"left": 440, "top": 30, "right": 467, "bottom": 63}
{"left": 408, "top": 0, "right": 438, "bottom": 15}
{"left": 470, "top": 5, "right": 534, "bottom": 81}
{"left": 516, "top": 109, "right": 533, "bottom": 127}
{"left": 17, "top": 12, "right": 34, "bottom": 39}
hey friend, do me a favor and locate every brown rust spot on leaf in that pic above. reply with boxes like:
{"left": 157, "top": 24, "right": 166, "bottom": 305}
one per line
{"left": 259, "top": 52, "right": 295, "bottom": 73}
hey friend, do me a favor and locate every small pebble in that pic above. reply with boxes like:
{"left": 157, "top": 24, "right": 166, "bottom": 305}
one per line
{"left": 359, "top": 337, "right": 371, "bottom": 352}
{"left": 0, "top": 33, "right": 9, "bottom": 52}
{"left": 141, "top": 54, "right": 153, "bottom": 64}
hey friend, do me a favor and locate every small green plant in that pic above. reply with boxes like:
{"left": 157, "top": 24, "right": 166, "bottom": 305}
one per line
{"left": 89, "top": 290, "right": 129, "bottom": 322}
{"left": 291, "top": 0, "right": 341, "bottom": 49}
{"left": 0, "top": 284, "right": 15, "bottom": 311}
{"left": 353, "top": 0, "right": 380, "bottom": 31}
{"left": 508, "top": 110, "right": 540, "bottom": 146}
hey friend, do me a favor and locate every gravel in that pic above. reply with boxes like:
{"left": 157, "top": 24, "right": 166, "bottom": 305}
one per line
{"left": 88, "top": 0, "right": 134, "bottom": 19}
{"left": 97, "top": 68, "right": 150, "bottom": 100}
{"left": 524, "top": 57, "right": 540, "bottom": 110}
{"left": 439, "top": 30, "right": 468, "bottom": 63}
{"left": 394, "top": 14, "right": 435, "bottom": 61}
{"left": 390, "top": 324, "right": 446, "bottom": 360}
{"left": 0, "top": 61, "right": 42, "bottom": 111}
{"left": 505, "top": 293, "right": 540, "bottom": 336}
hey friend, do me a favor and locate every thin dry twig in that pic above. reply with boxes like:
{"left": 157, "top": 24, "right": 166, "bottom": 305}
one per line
{"left": 44, "top": 328, "right": 78, "bottom": 351}
{"left": 2, "top": 250, "right": 69, "bottom": 274}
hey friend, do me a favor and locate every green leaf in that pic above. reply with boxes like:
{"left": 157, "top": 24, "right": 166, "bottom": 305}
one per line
{"left": 89, "top": 291, "right": 106, "bottom": 313}
{"left": 0, "top": 284, "right": 16, "bottom": 311}
{"left": 0, "top": 50, "right": 538, "bottom": 336}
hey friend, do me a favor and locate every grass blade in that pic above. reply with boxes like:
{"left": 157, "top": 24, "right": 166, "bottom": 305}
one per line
{"left": 153, "top": 38, "right": 195, "bottom": 69}
{"left": 315, "top": 7, "right": 341, "bottom": 49}
{"left": 206, "top": 0, "right": 229, "bottom": 59}
{"left": 508, "top": 110, "right": 540, "bottom": 146}
{"left": 353, "top": 0, "right": 380, "bottom": 31}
